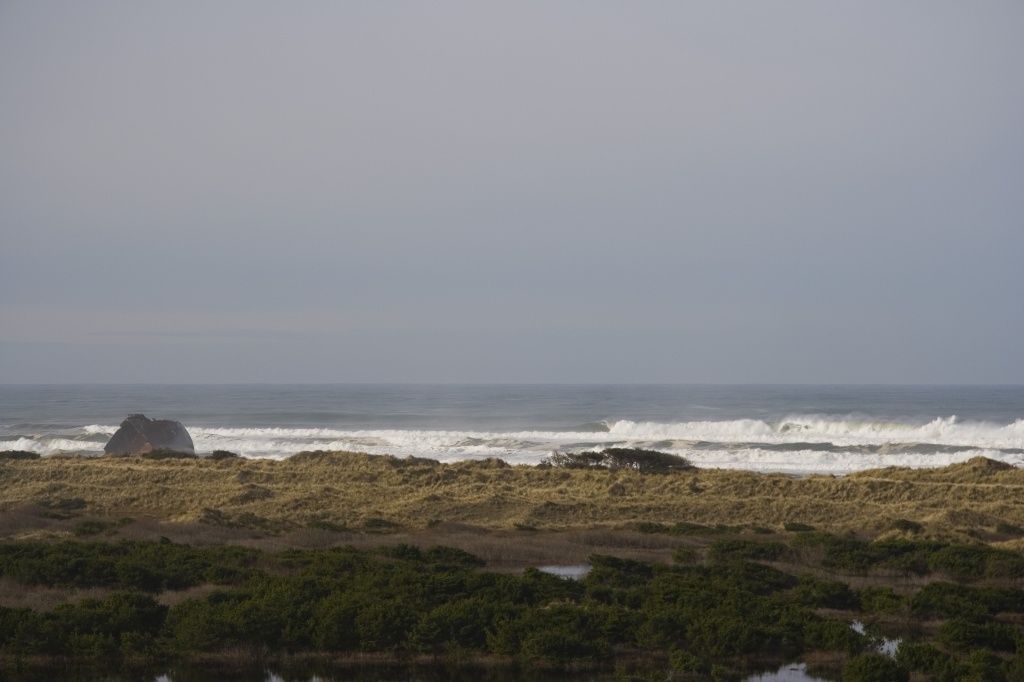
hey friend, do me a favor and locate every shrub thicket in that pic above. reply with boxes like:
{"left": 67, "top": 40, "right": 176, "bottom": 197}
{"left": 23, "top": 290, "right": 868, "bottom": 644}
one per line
{"left": 139, "top": 449, "right": 197, "bottom": 460}
{"left": 842, "top": 653, "right": 910, "bottom": 682}
{"left": 542, "top": 448, "right": 694, "bottom": 473}
{"left": 0, "top": 450, "right": 39, "bottom": 460}
{"left": 0, "top": 533, "right": 1021, "bottom": 677}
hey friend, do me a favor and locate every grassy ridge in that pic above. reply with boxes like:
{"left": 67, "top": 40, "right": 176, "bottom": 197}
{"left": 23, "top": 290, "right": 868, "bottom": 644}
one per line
{"left": 1, "top": 453, "right": 1024, "bottom": 541}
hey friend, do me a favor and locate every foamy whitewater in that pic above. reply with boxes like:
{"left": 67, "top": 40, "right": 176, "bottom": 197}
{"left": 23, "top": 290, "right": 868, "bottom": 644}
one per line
{"left": 2, "top": 385, "right": 1022, "bottom": 475}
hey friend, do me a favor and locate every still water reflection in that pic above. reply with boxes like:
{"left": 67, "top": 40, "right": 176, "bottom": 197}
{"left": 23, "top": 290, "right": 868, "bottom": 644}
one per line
{"left": 744, "top": 663, "right": 830, "bottom": 681}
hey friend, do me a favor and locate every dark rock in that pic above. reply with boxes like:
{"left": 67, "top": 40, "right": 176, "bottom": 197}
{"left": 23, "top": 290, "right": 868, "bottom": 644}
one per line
{"left": 104, "top": 414, "right": 195, "bottom": 456}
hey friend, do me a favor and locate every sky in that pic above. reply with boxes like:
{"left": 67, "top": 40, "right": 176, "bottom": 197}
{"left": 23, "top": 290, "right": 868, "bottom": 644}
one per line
{"left": 1, "top": 2, "right": 1022, "bottom": 384}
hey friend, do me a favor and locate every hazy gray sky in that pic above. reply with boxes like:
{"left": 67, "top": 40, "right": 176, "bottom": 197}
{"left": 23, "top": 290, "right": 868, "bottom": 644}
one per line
{"left": 2, "top": 2, "right": 1022, "bottom": 383}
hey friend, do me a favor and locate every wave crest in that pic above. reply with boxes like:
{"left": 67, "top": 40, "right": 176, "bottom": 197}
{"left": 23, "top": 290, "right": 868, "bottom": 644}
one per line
{"left": 6, "top": 415, "right": 1023, "bottom": 474}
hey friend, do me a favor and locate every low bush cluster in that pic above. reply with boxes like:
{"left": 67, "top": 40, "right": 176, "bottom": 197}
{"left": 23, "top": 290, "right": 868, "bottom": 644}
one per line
{"left": 0, "top": 534, "right": 1023, "bottom": 678}
{"left": 0, "top": 451, "right": 39, "bottom": 460}
{"left": 635, "top": 521, "right": 740, "bottom": 536}
{"left": 0, "top": 540, "right": 871, "bottom": 674}
{"left": 791, "top": 531, "right": 1024, "bottom": 579}
{"left": 541, "top": 448, "right": 694, "bottom": 473}
{"left": 0, "top": 541, "right": 259, "bottom": 591}
{"left": 138, "top": 449, "right": 197, "bottom": 460}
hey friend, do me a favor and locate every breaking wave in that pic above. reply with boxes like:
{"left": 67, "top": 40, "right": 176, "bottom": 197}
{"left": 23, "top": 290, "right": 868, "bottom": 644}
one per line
{"left": 3, "top": 416, "right": 1023, "bottom": 475}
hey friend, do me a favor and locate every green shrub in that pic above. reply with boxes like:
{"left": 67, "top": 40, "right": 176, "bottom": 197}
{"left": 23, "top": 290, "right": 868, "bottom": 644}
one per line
{"left": 46, "top": 497, "right": 87, "bottom": 511}
{"left": 0, "top": 540, "right": 259, "bottom": 591}
{"left": 0, "top": 450, "right": 40, "bottom": 460}
{"left": 356, "top": 599, "right": 417, "bottom": 651}
{"left": 859, "top": 586, "right": 904, "bottom": 614}
{"left": 795, "top": 577, "right": 860, "bottom": 610}
{"left": 928, "top": 544, "right": 1024, "bottom": 581}
{"left": 672, "top": 547, "right": 699, "bottom": 565}
{"left": 842, "top": 653, "right": 910, "bottom": 682}
{"left": 422, "top": 545, "right": 486, "bottom": 568}
{"left": 892, "top": 519, "right": 923, "bottom": 534}
{"left": 11, "top": 536, "right": 1021, "bottom": 671}
{"left": 896, "top": 642, "right": 963, "bottom": 678}
{"left": 803, "top": 617, "right": 866, "bottom": 655}
{"left": 983, "top": 548, "right": 1024, "bottom": 580}
{"left": 910, "top": 582, "right": 986, "bottom": 619}
{"left": 670, "top": 522, "right": 731, "bottom": 536}
{"left": 412, "top": 597, "right": 495, "bottom": 651}
{"left": 72, "top": 520, "right": 113, "bottom": 537}
{"left": 635, "top": 521, "right": 669, "bottom": 534}
{"left": 362, "top": 517, "right": 402, "bottom": 531}
{"left": 139, "top": 449, "right": 197, "bottom": 460}
{"left": 936, "top": 617, "right": 1017, "bottom": 652}
{"left": 784, "top": 522, "right": 815, "bottom": 532}
{"left": 306, "top": 519, "right": 348, "bottom": 532}
{"left": 376, "top": 543, "right": 421, "bottom": 561}
{"left": 708, "top": 539, "right": 788, "bottom": 563}
{"left": 670, "top": 648, "right": 709, "bottom": 674}
{"left": 791, "top": 533, "right": 946, "bottom": 576}
{"left": 966, "top": 648, "right": 1007, "bottom": 682}
{"left": 514, "top": 604, "right": 612, "bottom": 664}
{"left": 542, "top": 450, "right": 607, "bottom": 469}
{"left": 209, "top": 450, "right": 240, "bottom": 460}
{"left": 542, "top": 448, "right": 694, "bottom": 473}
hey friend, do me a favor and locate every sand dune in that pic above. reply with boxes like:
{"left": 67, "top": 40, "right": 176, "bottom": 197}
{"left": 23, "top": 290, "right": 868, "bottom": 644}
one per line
{"left": 2, "top": 453, "right": 1023, "bottom": 543}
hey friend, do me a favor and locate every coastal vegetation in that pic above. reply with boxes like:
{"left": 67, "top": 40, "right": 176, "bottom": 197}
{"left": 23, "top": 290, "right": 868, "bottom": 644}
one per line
{"left": 2, "top": 452, "right": 1024, "bottom": 678}
{"left": 2, "top": 452, "right": 1024, "bottom": 542}
{"left": 539, "top": 447, "right": 695, "bottom": 473}
{"left": 0, "top": 534, "right": 1023, "bottom": 679}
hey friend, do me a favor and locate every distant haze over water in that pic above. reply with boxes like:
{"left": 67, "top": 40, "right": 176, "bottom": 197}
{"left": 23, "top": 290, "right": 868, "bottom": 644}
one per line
{"left": 1, "top": 384, "right": 1022, "bottom": 475}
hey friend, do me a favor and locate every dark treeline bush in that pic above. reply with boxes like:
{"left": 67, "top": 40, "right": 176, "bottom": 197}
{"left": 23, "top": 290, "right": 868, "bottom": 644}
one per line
{"left": 892, "top": 518, "right": 923, "bottom": 534}
{"left": 783, "top": 522, "right": 815, "bottom": 532}
{"left": 708, "top": 539, "right": 789, "bottom": 563}
{"left": 935, "top": 617, "right": 1019, "bottom": 653}
{"left": 909, "top": 581, "right": 1024, "bottom": 620}
{"left": 0, "top": 593, "right": 167, "bottom": 659}
{"left": 541, "top": 448, "right": 694, "bottom": 473}
{"left": 0, "top": 540, "right": 873, "bottom": 673}
{"left": 790, "top": 531, "right": 1024, "bottom": 580}
{"left": 894, "top": 641, "right": 1011, "bottom": 682}
{"left": 928, "top": 543, "right": 1024, "bottom": 580}
{"left": 138, "top": 449, "right": 198, "bottom": 460}
{"left": 0, "top": 450, "right": 39, "bottom": 460}
{"left": 2, "top": 536, "right": 1024, "bottom": 676}
{"left": 842, "top": 653, "right": 910, "bottom": 682}
{"left": 0, "top": 541, "right": 260, "bottom": 590}
{"left": 635, "top": 521, "right": 739, "bottom": 536}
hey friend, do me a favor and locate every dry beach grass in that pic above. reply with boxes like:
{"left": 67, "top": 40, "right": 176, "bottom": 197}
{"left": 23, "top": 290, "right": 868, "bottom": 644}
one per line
{"left": 1, "top": 452, "right": 1023, "bottom": 546}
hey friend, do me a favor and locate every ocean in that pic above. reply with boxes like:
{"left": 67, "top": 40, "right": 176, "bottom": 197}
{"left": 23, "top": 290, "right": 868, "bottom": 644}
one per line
{"left": 1, "top": 384, "right": 1022, "bottom": 475}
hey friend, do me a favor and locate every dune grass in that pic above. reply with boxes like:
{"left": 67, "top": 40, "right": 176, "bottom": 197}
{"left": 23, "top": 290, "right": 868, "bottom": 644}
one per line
{"left": 2, "top": 453, "right": 1024, "bottom": 545}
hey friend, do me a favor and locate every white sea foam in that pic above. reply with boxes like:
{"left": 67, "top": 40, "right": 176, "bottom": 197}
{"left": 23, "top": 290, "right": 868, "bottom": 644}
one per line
{"left": 0, "top": 437, "right": 105, "bottom": 454}
{"left": 607, "top": 416, "right": 1024, "bottom": 450}
{"left": 6, "top": 417, "right": 1024, "bottom": 475}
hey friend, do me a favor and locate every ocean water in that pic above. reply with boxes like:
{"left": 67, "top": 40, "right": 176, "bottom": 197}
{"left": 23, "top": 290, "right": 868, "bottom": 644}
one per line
{"left": 1, "top": 384, "right": 1022, "bottom": 475}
